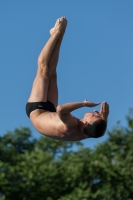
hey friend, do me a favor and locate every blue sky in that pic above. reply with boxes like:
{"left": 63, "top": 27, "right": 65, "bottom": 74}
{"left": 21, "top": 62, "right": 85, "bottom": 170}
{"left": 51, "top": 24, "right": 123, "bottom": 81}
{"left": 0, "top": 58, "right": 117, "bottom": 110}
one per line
{"left": 0, "top": 1, "right": 133, "bottom": 148}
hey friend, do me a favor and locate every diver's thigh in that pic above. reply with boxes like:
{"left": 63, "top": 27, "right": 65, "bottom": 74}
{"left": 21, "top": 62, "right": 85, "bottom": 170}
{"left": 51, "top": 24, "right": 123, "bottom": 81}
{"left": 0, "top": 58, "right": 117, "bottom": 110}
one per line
{"left": 28, "top": 73, "right": 49, "bottom": 102}
{"left": 47, "top": 74, "right": 58, "bottom": 107}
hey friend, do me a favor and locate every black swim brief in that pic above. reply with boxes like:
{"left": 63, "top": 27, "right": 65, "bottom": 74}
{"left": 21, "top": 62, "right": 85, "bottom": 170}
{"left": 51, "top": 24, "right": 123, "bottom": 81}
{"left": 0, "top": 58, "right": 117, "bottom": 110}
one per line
{"left": 26, "top": 101, "right": 56, "bottom": 118}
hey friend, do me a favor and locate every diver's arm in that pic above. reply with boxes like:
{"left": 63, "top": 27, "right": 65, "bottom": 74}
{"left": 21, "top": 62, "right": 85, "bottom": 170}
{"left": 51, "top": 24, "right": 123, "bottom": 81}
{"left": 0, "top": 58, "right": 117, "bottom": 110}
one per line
{"left": 57, "top": 101, "right": 100, "bottom": 127}
{"left": 57, "top": 100, "right": 100, "bottom": 115}
{"left": 57, "top": 102, "right": 85, "bottom": 115}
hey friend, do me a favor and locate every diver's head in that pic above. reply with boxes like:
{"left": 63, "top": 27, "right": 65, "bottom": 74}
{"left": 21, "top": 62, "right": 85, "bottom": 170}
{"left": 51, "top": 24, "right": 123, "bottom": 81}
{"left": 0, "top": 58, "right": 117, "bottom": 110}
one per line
{"left": 83, "top": 111, "right": 107, "bottom": 138}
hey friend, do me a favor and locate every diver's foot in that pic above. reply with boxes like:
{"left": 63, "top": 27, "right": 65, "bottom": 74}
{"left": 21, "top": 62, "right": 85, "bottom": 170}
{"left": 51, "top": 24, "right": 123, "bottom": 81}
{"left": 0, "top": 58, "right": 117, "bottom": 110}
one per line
{"left": 50, "top": 16, "right": 67, "bottom": 36}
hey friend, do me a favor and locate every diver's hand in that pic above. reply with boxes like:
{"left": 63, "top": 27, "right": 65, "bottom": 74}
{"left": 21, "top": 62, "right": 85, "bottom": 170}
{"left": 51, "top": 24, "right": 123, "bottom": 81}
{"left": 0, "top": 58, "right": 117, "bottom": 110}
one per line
{"left": 99, "top": 102, "right": 109, "bottom": 121}
{"left": 83, "top": 99, "right": 100, "bottom": 107}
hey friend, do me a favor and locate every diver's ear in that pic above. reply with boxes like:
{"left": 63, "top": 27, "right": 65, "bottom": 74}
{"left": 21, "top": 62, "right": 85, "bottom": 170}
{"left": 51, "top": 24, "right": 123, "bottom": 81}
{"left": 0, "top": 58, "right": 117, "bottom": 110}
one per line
{"left": 83, "top": 123, "right": 92, "bottom": 138}
{"left": 84, "top": 121, "right": 88, "bottom": 125}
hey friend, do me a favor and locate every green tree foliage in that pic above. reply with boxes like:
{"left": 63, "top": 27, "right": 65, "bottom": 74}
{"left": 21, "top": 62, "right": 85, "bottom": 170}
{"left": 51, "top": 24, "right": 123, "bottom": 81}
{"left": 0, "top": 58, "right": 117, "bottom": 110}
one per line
{"left": 0, "top": 109, "right": 133, "bottom": 200}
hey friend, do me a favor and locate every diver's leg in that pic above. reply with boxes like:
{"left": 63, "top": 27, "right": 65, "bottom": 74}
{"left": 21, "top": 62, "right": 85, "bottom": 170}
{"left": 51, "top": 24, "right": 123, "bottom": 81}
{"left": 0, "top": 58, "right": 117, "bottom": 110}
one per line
{"left": 28, "top": 18, "right": 65, "bottom": 103}
{"left": 47, "top": 18, "right": 67, "bottom": 107}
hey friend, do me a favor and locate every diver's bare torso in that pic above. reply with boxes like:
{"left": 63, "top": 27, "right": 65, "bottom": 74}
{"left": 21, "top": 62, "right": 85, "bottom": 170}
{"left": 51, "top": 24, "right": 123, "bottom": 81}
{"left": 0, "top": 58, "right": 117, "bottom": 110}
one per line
{"left": 30, "top": 109, "right": 87, "bottom": 141}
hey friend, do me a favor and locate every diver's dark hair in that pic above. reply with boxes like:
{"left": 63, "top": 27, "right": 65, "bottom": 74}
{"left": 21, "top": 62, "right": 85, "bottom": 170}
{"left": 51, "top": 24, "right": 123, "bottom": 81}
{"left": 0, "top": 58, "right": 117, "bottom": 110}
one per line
{"left": 83, "top": 119, "right": 107, "bottom": 138}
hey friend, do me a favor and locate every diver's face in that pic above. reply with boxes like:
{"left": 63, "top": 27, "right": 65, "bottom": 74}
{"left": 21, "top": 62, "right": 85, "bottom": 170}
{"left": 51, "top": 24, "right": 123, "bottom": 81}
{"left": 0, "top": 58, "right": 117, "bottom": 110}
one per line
{"left": 84, "top": 110, "right": 102, "bottom": 124}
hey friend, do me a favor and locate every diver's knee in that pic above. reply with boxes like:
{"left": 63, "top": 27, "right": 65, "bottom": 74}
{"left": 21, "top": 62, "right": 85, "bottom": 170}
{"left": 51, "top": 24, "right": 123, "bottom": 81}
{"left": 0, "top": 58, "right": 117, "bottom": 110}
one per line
{"left": 37, "top": 59, "right": 50, "bottom": 77}
{"left": 50, "top": 72, "right": 57, "bottom": 81}
{"left": 38, "top": 55, "right": 49, "bottom": 68}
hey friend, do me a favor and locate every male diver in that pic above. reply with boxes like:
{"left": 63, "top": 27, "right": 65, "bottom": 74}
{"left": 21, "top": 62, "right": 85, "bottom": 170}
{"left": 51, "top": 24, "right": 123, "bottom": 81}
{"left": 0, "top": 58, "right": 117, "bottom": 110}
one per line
{"left": 26, "top": 17, "right": 109, "bottom": 141}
